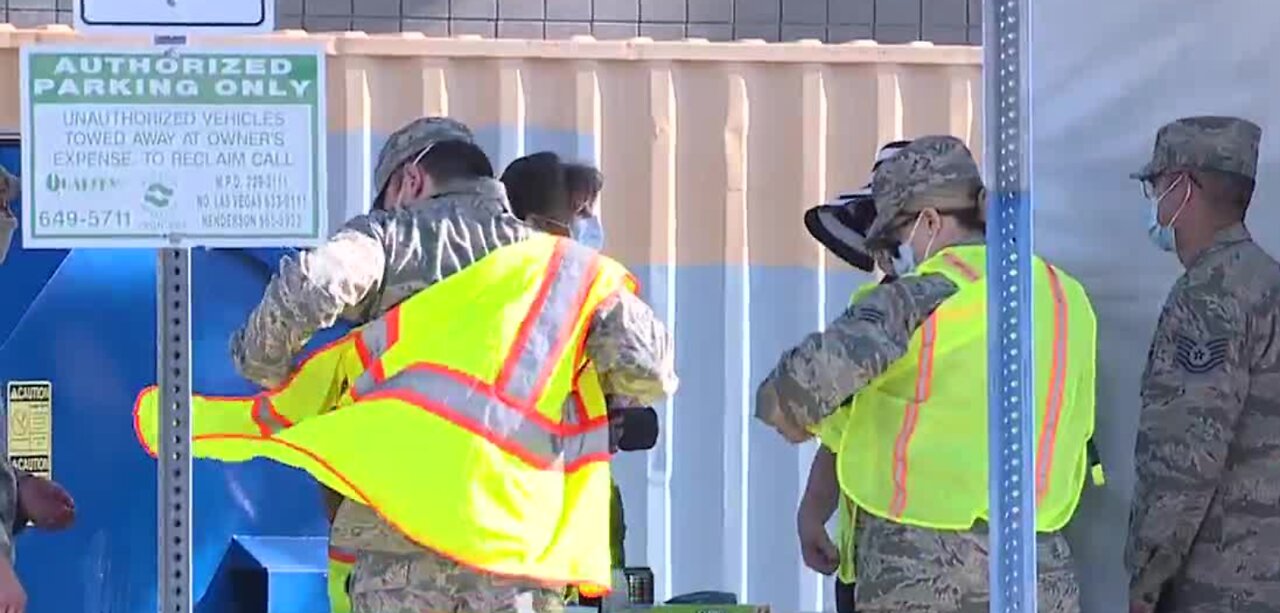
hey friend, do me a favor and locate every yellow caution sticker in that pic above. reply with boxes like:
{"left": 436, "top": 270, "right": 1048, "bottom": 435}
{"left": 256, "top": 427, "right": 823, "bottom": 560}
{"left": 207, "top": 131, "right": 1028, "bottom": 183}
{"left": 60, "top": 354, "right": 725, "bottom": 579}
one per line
{"left": 6, "top": 381, "right": 52, "bottom": 479}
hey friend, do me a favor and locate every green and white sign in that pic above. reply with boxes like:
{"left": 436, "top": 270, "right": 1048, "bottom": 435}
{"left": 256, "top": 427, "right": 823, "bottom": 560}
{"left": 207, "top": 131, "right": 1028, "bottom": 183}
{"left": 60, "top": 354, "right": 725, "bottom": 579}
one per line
{"left": 19, "top": 45, "right": 327, "bottom": 249}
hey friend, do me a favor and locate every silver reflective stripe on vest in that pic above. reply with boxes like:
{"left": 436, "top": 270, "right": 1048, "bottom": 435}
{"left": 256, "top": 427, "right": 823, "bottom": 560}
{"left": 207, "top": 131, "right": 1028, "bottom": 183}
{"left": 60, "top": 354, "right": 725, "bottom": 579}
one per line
{"left": 498, "top": 241, "right": 601, "bottom": 405}
{"left": 253, "top": 396, "right": 290, "bottom": 435}
{"left": 359, "top": 318, "right": 393, "bottom": 364}
{"left": 371, "top": 367, "right": 609, "bottom": 468}
{"left": 560, "top": 392, "right": 607, "bottom": 465}
{"left": 351, "top": 317, "right": 393, "bottom": 397}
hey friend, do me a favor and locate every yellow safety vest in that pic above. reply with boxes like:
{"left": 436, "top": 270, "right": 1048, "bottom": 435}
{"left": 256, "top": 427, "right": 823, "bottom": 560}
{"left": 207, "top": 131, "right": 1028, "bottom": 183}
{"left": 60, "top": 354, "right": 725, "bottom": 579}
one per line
{"left": 134, "top": 235, "right": 637, "bottom": 592}
{"left": 816, "top": 280, "right": 881, "bottom": 585}
{"left": 830, "top": 245, "right": 1097, "bottom": 532}
{"left": 834, "top": 495, "right": 856, "bottom": 584}
{"left": 328, "top": 545, "right": 354, "bottom": 613}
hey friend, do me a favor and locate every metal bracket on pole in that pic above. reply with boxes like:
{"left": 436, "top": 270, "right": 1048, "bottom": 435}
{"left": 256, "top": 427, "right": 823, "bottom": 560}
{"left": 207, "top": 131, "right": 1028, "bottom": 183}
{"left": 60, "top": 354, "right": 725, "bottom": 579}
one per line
{"left": 154, "top": 34, "right": 192, "bottom": 613}
{"left": 983, "top": 0, "right": 1037, "bottom": 610}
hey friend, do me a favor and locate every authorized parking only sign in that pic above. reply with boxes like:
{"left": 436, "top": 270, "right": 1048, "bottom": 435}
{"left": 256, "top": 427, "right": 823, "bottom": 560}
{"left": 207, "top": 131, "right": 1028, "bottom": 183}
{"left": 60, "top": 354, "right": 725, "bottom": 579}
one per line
{"left": 19, "top": 46, "right": 327, "bottom": 249}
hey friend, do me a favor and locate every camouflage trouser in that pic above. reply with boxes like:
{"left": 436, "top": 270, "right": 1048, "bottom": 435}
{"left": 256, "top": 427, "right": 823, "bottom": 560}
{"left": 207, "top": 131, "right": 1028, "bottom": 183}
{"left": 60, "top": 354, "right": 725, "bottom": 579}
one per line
{"left": 349, "top": 550, "right": 566, "bottom": 613}
{"left": 853, "top": 513, "right": 1080, "bottom": 613}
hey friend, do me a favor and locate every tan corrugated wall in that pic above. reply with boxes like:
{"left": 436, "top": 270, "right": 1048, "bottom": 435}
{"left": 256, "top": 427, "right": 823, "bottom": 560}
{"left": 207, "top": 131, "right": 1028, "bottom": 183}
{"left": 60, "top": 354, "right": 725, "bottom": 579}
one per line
{"left": 0, "top": 25, "right": 981, "bottom": 612}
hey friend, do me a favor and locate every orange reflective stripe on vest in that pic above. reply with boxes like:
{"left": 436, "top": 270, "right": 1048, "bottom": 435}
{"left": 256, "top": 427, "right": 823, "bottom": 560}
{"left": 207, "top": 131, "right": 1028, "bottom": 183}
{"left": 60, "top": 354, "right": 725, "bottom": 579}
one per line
{"left": 252, "top": 397, "right": 292, "bottom": 436}
{"left": 329, "top": 544, "right": 356, "bottom": 565}
{"left": 496, "top": 246, "right": 601, "bottom": 407}
{"left": 352, "top": 307, "right": 399, "bottom": 388}
{"left": 889, "top": 313, "right": 938, "bottom": 519}
{"left": 941, "top": 252, "right": 981, "bottom": 282}
{"left": 133, "top": 235, "right": 634, "bottom": 590}
{"left": 1035, "top": 263, "right": 1069, "bottom": 506}
{"left": 360, "top": 364, "right": 609, "bottom": 469}
{"left": 836, "top": 245, "right": 1097, "bottom": 532}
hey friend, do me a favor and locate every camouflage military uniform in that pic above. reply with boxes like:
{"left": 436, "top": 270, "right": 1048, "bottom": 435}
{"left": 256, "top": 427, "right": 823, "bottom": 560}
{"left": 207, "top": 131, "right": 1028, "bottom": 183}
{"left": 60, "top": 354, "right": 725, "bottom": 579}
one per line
{"left": 0, "top": 166, "right": 16, "bottom": 264}
{"left": 0, "top": 168, "right": 19, "bottom": 559}
{"left": 755, "top": 136, "right": 1081, "bottom": 613}
{"left": 231, "top": 117, "right": 677, "bottom": 613}
{"left": 0, "top": 461, "right": 16, "bottom": 562}
{"left": 1126, "top": 117, "right": 1280, "bottom": 612}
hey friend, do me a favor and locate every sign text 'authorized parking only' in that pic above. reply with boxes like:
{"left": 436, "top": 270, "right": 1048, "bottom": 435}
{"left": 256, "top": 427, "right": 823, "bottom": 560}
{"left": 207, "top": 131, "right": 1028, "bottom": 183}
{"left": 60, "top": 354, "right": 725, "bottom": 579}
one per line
{"left": 19, "top": 46, "right": 327, "bottom": 249}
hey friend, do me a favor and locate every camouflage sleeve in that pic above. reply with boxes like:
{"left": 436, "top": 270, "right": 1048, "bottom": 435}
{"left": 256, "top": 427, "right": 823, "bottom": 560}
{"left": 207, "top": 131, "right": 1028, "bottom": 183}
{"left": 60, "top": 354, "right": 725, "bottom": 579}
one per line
{"left": 584, "top": 290, "right": 678, "bottom": 407}
{"left": 1126, "top": 286, "right": 1250, "bottom": 606}
{"left": 230, "top": 216, "right": 388, "bottom": 388}
{"left": 754, "top": 273, "right": 957, "bottom": 431}
{"left": 0, "top": 461, "right": 15, "bottom": 559}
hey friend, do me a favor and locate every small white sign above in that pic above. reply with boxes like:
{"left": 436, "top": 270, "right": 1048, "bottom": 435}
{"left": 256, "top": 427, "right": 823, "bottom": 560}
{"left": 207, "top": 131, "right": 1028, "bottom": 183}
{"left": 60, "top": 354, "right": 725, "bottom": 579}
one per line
{"left": 74, "top": 0, "right": 276, "bottom": 35}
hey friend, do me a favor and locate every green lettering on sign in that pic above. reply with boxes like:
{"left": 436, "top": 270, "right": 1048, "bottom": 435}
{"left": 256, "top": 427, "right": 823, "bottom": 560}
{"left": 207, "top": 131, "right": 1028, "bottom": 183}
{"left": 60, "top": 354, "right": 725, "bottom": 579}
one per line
{"left": 28, "top": 53, "right": 320, "bottom": 105}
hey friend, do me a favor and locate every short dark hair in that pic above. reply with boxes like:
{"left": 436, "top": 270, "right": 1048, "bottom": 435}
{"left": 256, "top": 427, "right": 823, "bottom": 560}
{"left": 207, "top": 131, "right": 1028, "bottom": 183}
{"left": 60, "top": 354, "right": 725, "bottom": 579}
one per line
{"left": 904, "top": 180, "right": 986, "bottom": 234}
{"left": 1191, "top": 169, "right": 1254, "bottom": 217}
{"left": 564, "top": 163, "right": 604, "bottom": 207}
{"left": 372, "top": 140, "right": 495, "bottom": 210}
{"left": 416, "top": 140, "right": 495, "bottom": 183}
{"left": 502, "top": 152, "right": 570, "bottom": 220}
{"left": 949, "top": 205, "right": 986, "bottom": 233}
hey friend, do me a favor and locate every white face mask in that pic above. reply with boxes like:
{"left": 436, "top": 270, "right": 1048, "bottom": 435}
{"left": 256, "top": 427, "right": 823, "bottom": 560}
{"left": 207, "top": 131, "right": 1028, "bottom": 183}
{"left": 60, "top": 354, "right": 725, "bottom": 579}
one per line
{"left": 891, "top": 212, "right": 936, "bottom": 276}
{"left": 573, "top": 215, "right": 605, "bottom": 250}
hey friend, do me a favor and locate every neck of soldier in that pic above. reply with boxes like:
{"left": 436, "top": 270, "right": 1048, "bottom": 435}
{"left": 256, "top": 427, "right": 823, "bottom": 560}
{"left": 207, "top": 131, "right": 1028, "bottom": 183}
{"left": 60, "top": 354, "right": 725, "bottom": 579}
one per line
{"left": 1176, "top": 203, "right": 1239, "bottom": 268}
{"left": 932, "top": 228, "right": 985, "bottom": 255}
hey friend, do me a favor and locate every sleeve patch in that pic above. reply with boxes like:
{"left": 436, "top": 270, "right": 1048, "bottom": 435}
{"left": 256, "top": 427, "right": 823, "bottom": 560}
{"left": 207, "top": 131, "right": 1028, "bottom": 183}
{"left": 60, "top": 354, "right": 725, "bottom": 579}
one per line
{"left": 1173, "top": 334, "right": 1230, "bottom": 374}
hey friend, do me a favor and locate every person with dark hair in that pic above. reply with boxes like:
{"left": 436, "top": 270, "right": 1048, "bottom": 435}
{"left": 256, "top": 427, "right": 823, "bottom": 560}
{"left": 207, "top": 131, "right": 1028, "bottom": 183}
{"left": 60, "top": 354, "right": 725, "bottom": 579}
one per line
{"left": 797, "top": 140, "right": 909, "bottom": 613}
{"left": 757, "top": 136, "right": 1101, "bottom": 612}
{"left": 1126, "top": 117, "right": 1280, "bottom": 613}
{"left": 221, "top": 118, "right": 676, "bottom": 613}
{"left": 502, "top": 151, "right": 606, "bottom": 249}
{"left": 372, "top": 139, "right": 496, "bottom": 212}
{"left": 501, "top": 152, "right": 661, "bottom": 606}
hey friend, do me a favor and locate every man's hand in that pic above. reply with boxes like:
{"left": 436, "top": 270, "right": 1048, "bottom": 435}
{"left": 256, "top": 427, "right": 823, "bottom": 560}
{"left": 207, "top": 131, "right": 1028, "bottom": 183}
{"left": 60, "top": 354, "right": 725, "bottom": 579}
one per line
{"left": 755, "top": 384, "right": 812, "bottom": 443}
{"left": 0, "top": 557, "right": 25, "bottom": 613}
{"left": 797, "top": 509, "right": 838, "bottom": 575}
{"left": 17, "top": 475, "right": 74, "bottom": 531}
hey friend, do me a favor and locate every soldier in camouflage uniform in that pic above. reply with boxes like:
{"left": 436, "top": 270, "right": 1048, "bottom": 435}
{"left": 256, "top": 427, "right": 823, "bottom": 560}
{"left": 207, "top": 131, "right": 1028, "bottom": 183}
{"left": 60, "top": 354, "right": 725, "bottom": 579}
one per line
{"left": 230, "top": 119, "right": 677, "bottom": 613}
{"left": 796, "top": 139, "right": 911, "bottom": 613}
{"left": 0, "top": 166, "right": 77, "bottom": 613}
{"left": 1126, "top": 116, "right": 1280, "bottom": 613}
{"left": 755, "top": 136, "right": 1083, "bottom": 613}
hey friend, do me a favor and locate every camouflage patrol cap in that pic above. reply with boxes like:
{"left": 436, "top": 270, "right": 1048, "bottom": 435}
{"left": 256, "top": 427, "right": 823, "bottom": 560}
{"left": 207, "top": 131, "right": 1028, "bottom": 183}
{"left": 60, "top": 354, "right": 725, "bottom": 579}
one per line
{"left": 865, "top": 135, "right": 982, "bottom": 248}
{"left": 1131, "top": 116, "right": 1261, "bottom": 182}
{"left": 373, "top": 117, "right": 475, "bottom": 199}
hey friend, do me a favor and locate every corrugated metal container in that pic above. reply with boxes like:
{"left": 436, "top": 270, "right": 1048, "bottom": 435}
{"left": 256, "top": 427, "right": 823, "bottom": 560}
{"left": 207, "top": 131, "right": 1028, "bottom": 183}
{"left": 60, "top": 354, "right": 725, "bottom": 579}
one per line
{"left": 0, "top": 26, "right": 981, "bottom": 612}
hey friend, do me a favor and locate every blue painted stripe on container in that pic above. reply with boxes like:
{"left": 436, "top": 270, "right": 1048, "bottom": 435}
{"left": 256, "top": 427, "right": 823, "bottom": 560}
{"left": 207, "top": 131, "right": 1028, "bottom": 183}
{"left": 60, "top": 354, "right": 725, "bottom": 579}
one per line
{"left": 616, "top": 264, "right": 872, "bottom": 606}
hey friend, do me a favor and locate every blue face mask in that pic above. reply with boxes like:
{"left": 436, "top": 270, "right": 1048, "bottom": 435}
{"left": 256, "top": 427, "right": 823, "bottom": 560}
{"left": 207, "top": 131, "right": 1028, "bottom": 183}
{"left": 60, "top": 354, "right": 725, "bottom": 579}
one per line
{"left": 573, "top": 216, "right": 605, "bottom": 250}
{"left": 892, "top": 244, "right": 917, "bottom": 277}
{"left": 1146, "top": 175, "right": 1187, "bottom": 253}
{"left": 890, "top": 212, "right": 930, "bottom": 276}
{"left": 1146, "top": 200, "right": 1176, "bottom": 252}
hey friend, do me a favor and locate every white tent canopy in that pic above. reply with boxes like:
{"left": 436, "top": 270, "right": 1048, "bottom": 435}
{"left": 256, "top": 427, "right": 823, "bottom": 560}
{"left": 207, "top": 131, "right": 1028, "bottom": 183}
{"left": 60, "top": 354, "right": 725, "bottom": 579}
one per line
{"left": 1031, "top": 1, "right": 1280, "bottom": 610}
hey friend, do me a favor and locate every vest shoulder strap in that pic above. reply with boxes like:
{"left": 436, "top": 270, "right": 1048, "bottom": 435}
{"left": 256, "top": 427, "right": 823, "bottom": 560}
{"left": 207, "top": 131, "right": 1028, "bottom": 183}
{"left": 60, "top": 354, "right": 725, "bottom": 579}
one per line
{"left": 913, "top": 245, "right": 986, "bottom": 287}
